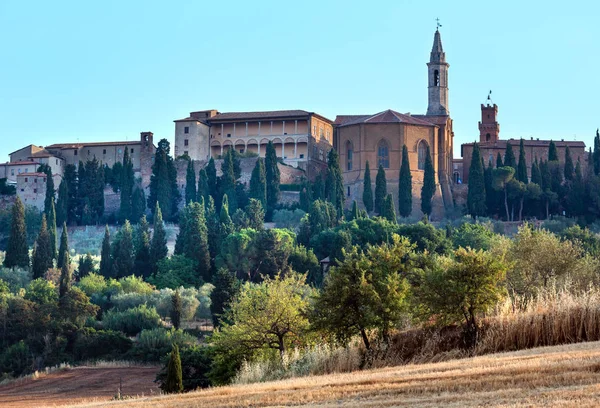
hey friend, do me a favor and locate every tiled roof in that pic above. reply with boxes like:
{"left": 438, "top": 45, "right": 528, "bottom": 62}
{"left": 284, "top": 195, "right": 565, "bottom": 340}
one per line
{"left": 208, "top": 110, "right": 312, "bottom": 121}
{"left": 174, "top": 117, "right": 206, "bottom": 123}
{"left": 18, "top": 172, "right": 47, "bottom": 177}
{"left": 29, "top": 150, "right": 58, "bottom": 159}
{"left": 46, "top": 141, "right": 140, "bottom": 149}
{"left": 412, "top": 115, "right": 450, "bottom": 125}
{"left": 334, "top": 115, "right": 371, "bottom": 126}
{"left": 2, "top": 161, "right": 39, "bottom": 166}
{"left": 464, "top": 139, "right": 586, "bottom": 148}
{"left": 8, "top": 144, "right": 44, "bottom": 156}
{"left": 337, "top": 109, "right": 438, "bottom": 127}
{"left": 46, "top": 143, "right": 84, "bottom": 149}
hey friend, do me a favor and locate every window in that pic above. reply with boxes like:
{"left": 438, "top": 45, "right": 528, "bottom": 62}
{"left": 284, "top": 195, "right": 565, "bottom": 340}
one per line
{"left": 118, "top": 149, "right": 122, "bottom": 154}
{"left": 227, "top": 133, "right": 231, "bottom": 138}
{"left": 377, "top": 140, "right": 389, "bottom": 168}
{"left": 33, "top": 188, "right": 37, "bottom": 194}
{"left": 239, "top": 149, "right": 244, "bottom": 154}
{"left": 299, "top": 154, "right": 304, "bottom": 159}
{"left": 184, "top": 126, "right": 189, "bottom": 134}
{"left": 20, "top": 189, "right": 24, "bottom": 192}
{"left": 56, "top": 159, "right": 58, "bottom": 165}
{"left": 74, "top": 150, "right": 78, "bottom": 156}
{"left": 103, "top": 149, "right": 107, "bottom": 154}
{"left": 184, "top": 139, "right": 189, "bottom": 146}
{"left": 34, "top": 178, "right": 37, "bottom": 183}
{"left": 11, "top": 169, "right": 14, "bottom": 176}
{"left": 24, "top": 178, "right": 28, "bottom": 182}
{"left": 184, "top": 151, "right": 188, "bottom": 156}
{"left": 320, "top": 127, "right": 324, "bottom": 139}
{"left": 486, "top": 133, "right": 491, "bottom": 142}
{"left": 418, "top": 140, "right": 428, "bottom": 170}
{"left": 347, "top": 186, "right": 351, "bottom": 197}
{"left": 313, "top": 125, "right": 316, "bottom": 135}
{"left": 131, "top": 148, "right": 134, "bottom": 153}
{"left": 434, "top": 70, "right": 440, "bottom": 86}
{"left": 346, "top": 141, "right": 353, "bottom": 171}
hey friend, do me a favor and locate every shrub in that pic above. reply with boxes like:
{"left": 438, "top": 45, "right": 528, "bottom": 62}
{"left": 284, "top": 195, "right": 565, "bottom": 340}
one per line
{"left": 0, "top": 341, "right": 31, "bottom": 377}
{"left": 119, "top": 275, "right": 155, "bottom": 295}
{"left": 150, "top": 255, "right": 198, "bottom": 289}
{"left": 73, "top": 328, "right": 133, "bottom": 361}
{"left": 451, "top": 222, "right": 496, "bottom": 251}
{"left": 131, "top": 328, "right": 197, "bottom": 362}
{"left": 77, "top": 273, "right": 107, "bottom": 297}
{"left": 279, "top": 184, "right": 302, "bottom": 192}
{"left": 272, "top": 209, "right": 306, "bottom": 229}
{"left": 156, "top": 345, "right": 213, "bottom": 390}
{"left": 24, "top": 278, "right": 58, "bottom": 304}
{"left": 102, "top": 305, "right": 162, "bottom": 336}
{"left": 0, "top": 267, "right": 31, "bottom": 292}
{"left": 155, "top": 288, "right": 200, "bottom": 320}
{"left": 110, "top": 292, "right": 154, "bottom": 312}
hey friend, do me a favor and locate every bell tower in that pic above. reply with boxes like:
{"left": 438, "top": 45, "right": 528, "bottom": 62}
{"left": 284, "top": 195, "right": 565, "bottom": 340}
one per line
{"left": 479, "top": 101, "right": 500, "bottom": 143}
{"left": 426, "top": 27, "right": 450, "bottom": 116}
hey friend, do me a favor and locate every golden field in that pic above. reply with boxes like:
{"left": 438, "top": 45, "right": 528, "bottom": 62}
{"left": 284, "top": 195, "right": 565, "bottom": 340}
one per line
{"left": 61, "top": 341, "right": 600, "bottom": 408}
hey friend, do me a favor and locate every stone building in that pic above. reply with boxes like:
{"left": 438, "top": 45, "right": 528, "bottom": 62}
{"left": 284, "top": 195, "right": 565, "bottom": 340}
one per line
{"left": 333, "top": 28, "right": 455, "bottom": 218}
{"left": 174, "top": 109, "right": 334, "bottom": 179}
{"left": 459, "top": 103, "right": 586, "bottom": 183}
{"left": 16, "top": 172, "right": 49, "bottom": 210}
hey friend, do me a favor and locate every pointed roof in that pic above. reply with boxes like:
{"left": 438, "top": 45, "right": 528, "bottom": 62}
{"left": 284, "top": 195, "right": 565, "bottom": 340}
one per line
{"left": 336, "top": 110, "right": 438, "bottom": 128}
{"left": 430, "top": 29, "right": 446, "bottom": 63}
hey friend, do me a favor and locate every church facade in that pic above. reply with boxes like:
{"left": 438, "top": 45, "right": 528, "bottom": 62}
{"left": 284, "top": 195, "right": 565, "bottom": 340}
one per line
{"left": 334, "top": 29, "right": 454, "bottom": 217}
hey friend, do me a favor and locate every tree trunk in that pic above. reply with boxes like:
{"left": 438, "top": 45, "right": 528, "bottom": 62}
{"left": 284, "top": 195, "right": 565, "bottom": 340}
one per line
{"left": 278, "top": 335, "right": 286, "bottom": 362}
{"left": 360, "top": 327, "right": 371, "bottom": 350}
{"left": 546, "top": 201, "right": 550, "bottom": 219}
{"left": 519, "top": 197, "right": 524, "bottom": 221}
{"left": 504, "top": 189, "right": 510, "bottom": 221}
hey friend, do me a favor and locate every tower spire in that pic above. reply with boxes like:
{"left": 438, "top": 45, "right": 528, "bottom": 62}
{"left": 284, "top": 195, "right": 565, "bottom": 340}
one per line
{"left": 430, "top": 27, "right": 446, "bottom": 63}
{"left": 426, "top": 26, "right": 449, "bottom": 116}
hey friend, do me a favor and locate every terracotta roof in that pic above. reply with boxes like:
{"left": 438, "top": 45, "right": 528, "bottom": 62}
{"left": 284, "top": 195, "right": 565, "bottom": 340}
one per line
{"left": 463, "top": 139, "right": 586, "bottom": 148}
{"left": 46, "top": 143, "right": 84, "bottom": 149}
{"left": 174, "top": 117, "right": 206, "bottom": 123}
{"left": 29, "top": 150, "right": 59, "bottom": 159}
{"left": 46, "top": 141, "right": 140, "bottom": 149}
{"left": 2, "top": 161, "right": 39, "bottom": 166}
{"left": 18, "top": 172, "right": 47, "bottom": 177}
{"left": 337, "top": 109, "right": 438, "bottom": 128}
{"left": 8, "top": 144, "right": 44, "bottom": 156}
{"left": 334, "top": 115, "right": 371, "bottom": 126}
{"left": 412, "top": 114, "right": 450, "bottom": 125}
{"left": 208, "top": 110, "right": 314, "bottom": 122}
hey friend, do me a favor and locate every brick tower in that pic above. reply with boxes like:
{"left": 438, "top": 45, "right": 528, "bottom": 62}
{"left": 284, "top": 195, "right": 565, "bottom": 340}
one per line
{"left": 479, "top": 103, "right": 499, "bottom": 143}
{"left": 426, "top": 28, "right": 449, "bottom": 116}
{"left": 140, "top": 131, "right": 154, "bottom": 190}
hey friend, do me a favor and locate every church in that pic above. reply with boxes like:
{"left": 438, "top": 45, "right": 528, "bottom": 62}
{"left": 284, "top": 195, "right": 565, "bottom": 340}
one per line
{"left": 334, "top": 28, "right": 454, "bottom": 217}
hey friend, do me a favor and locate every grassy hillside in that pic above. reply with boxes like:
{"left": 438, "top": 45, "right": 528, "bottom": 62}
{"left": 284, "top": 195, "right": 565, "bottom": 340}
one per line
{"left": 66, "top": 341, "right": 600, "bottom": 408}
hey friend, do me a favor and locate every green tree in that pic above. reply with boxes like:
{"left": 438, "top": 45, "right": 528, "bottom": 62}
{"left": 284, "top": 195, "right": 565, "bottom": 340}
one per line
{"left": 171, "top": 291, "right": 182, "bottom": 330}
{"left": 57, "top": 222, "right": 69, "bottom": 269}
{"left": 594, "top": 130, "right": 600, "bottom": 176}
{"left": 197, "top": 168, "right": 210, "bottom": 205}
{"left": 249, "top": 158, "right": 267, "bottom": 210}
{"left": 131, "top": 186, "right": 146, "bottom": 223}
{"left": 150, "top": 202, "right": 168, "bottom": 274}
{"left": 312, "top": 235, "right": 413, "bottom": 348}
{"left": 484, "top": 159, "right": 495, "bottom": 217}
{"left": 39, "top": 164, "right": 55, "bottom": 218}
{"left": 264, "top": 141, "right": 280, "bottom": 218}
{"left": 134, "top": 215, "right": 152, "bottom": 278}
{"left": 564, "top": 145, "right": 574, "bottom": 181}
{"left": 219, "top": 194, "right": 235, "bottom": 243}
{"left": 99, "top": 225, "right": 112, "bottom": 277}
{"left": 325, "top": 149, "right": 344, "bottom": 217}
{"left": 504, "top": 142, "right": 517, "bottom": 170}
{"left": 362, "top": 160, "right": 374, "bottom": 213}
{"left": 183, "top": 202, "right": 211, "bottom": 284}
{"left": 382, "top": 194, "right": 397, "bottom": 223}
{"left": 246, "top": 198, "right": 265, "bottom": 230}
{"left": 517, "top": 138, "right": 528, "bottom": 183}
{"left": 148, "top": 139, "right": 181, "bottom": 221}
{"left": 47, "top": 200, "right": 57, "bottom": 260}
{"left": 467, "top": 143, "right": 486, "bottom": 219}
{"left": 219, "top": 149, "right": 237, "bottom": 212}
{"left": 374, "top": 164, "right": 387, "bottom": 215}
{"left": 205, "top": 157, "right": 218, "bottom": 199}
{"left": 162, "top": 344, "right": 183, "bottom": 394}
{"left": 493, "top": 166, "right": 516, "bottom": 221}
{"left": 119, "top": 146, "right": 134, "bottom": 223}
{"left": 77, "top": 253, "right": 95, "bottom": 278}
{"left": 496, "top": 152, "right": 503, "bottom": 168}
{"left": 111, "top": 220, "right": 135, "bottom": 278}
{"left": 416, "top": 247, "right": 507, "bottom": 348}
{"left": 350, "top": 200, "right": 360, "bottom": 221}
{"left": 398, "top": 145, "right": 412, "bottom": 218}
{"left": 205, "top": 196, "right": 220, "bottom": 265}
{"left": 548, "top": 140, "right": 559, "bottom": 162}
{"left": 78, "top": 158, "right": 105, "bottom": 224}
{"left": 420, "top": 145, "right": 435, "bottom": 216}
{"left": 4, "top": 197, "right": 29, "bottom": 269}
{"left": 185, "top": 159, "right": 197, "bottom": 204}
{"left": 212, "top": 273, "right": 313, "bottom": 361}
{"left": 210, "top": 267, "right": 240, "bottom": 327}
{"left": 31, "top": 215, "right": 53, "bottom": 279}
{"left": 58, "top": 250, "right": 72, "bottom": 298}
{"left": 63, "top": 164, "right": 78, "bottom": 225}
{"left": 531, "top": 157, "right": 542, "bottom": 185}
{"left": 56, "top": 179, "right": 69, "bottom": 227}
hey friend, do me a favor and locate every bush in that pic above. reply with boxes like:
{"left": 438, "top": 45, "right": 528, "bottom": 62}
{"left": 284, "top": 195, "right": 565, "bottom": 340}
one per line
{"left": 77, "top": 273, "right": 107, "bottom": 297}
{"left": 150, "top": 255, "right": 198, "bottom": 289}
{"left": 451, "top": 222, "right": 496, "bottom": 251}
{"left": 0, "top": 267, "right": 31, "bottom": 292}
{"left": 155, "top": 288, "right": 200, "bottom": 321}
{"left": 279, "top": 184, "right": 302, "bottom": 192}
{"left": 0, "top": 341, "right": 31, "bottom": 377}
{"left": 156, "top": 345, "right": 213, "bottom": 390}
{"left": 24, "top": 278, "right": 58, "bottom": 304}
{"left": 73, "top": 328, "right": 133, "bottom": 361}
{"left": 119, "top": 275, "right": 155, "bottom": 295}
{"left": 102, "top": 305, "right": 162, "bottom": 336}
{"left": 272, "top": 209, "right": 306, "bottom": 229}
{"left": 110, "top": 292, "right": 154, "bottom": 312}
{"left": 131, "top": 328, "right": 197, "bottom": 362}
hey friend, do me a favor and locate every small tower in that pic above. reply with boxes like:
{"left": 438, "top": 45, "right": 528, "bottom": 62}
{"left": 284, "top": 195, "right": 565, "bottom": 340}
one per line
{"left": 426, "top": 28, "right": 450, "bottom": 116}
{"left": 479, "top": 103, "right": 500, "bottom": 143}
{"left": 140, "top": 132, "right": 155, "bottom": 190}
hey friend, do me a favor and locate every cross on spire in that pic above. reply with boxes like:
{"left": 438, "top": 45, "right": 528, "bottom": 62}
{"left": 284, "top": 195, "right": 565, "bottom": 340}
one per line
{"left": 436, "top": 18, "right": 442, "bottom": 30}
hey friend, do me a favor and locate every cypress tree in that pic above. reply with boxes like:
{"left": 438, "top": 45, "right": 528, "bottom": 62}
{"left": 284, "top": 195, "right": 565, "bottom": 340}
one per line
{"left": 540, "top": 160, "right": 552, "bottom": 191}
{"left": 197, "top": 168, "right": 210, "bottom": 205}
{"left": 374, "top": 164, "right": 387, "bottom": 215}
{"left": 564, "top": 145, "right": 574, "bottom": 181}
{"left": 119, "top": 146, "right": 134, "bottom": 223}
{"left": 131, "top": 187, "right": 146, "bottom": 223}
{"left": 150, "top": 202, "right": 168, "bottom": 274}
{"left": 299, "top": 183, "right": 312, "bottom": 212}
{"left": 57, "top": 222, "right": 69, "bottom": 269}
{"left": 246, "top": 198, "right": 265, "bottom": 230}
{"left": 219, "top": 194, "right": 235, "bottom": 241}
{"left": 182, "top": 202, "right": 211, "bottom": 284}
{"left": 148, "top": 139, "right": 180, "bottom": 221}
{"left": 496, "top": 152, "right": 503, "bottom": 168}
{"left": 548, "top": 140, "right": 559, "bottom": 162}
{"left": 41, "top": 164, "right": 55, "bottom": 218}
{"left": 58, "top": 250, "right": 71, "bottom": 298}
{"left": 205, "top": 157, "right": 218, "bottom": 199}
{"left": 111, "top": 220, "right": 134, "bottom": 278}
{"left": 504, "top": 143, "right": 517, "bottom": 170}
{"left": 383, "top": 194, "right": 397, "bottom": 223}
{"left": 517, "top": 138, "right": 528, "bottom": 183}
{"left": 362, "top": 160, "right": 374, "bottom": 213}
{"left": 467, "top": 143, "right": 486, "bottom": 218}
{"left": 170, "top": 291, "right": 182, "bottom": 330}
{"left": 163, "top": 344, "right": 183, "bottom": 394}
{"left": 484, "top": 159, "right": 495, "bottom": 216}
{"left": 350, "top": 200, "right": 360, "bottom": 220}
{"left": 185, "top": 159, "right": 197, "bottom": 204}
{"left": 99, "top": 225, "right": 112, "bottom": 277}
{"left": 32, "top": 215, "right": 53, "bottom": 279}
{"left": 210, "top": 267, "right": 239, "bottom": 327}
{"left": 47, "top": 200, "right": 57, "bottom": 260}
{"left": 249, "top": 158, "right": 267, "bottom": 209}
{"left": 398, "top": 145, "right": 412, "bottom": 218}
{"left": 312, "top": 174, "right": 325, "bottom": 201}
{"left": 220, "top": 150, "right": 237, "bottom": 212}
{"left": 63, "top": 164, "right": 78, "bottom": 225}
{"left": 56, "top": 179, "right": 68, "bottom": 227}
{"left": 325, "top": 149, "right": 344, "bottom": 217}
{"left": 594, "top": 130, "right": 600, "bottom": 176}
{"left": 78, "top": 253, "right": 95, "bottom": 278}
{"left": 134, "top": 215, "right": 152, "bottom": 278}
{"left": 420, "top": 145, "right": 435, "bottom": 216}
{"left": 264, "top": 141, "right": 280, "bottom": 218}
{"left": 531, "top": 157, "right": 542, "bottom": 185}
{"left": 4, "top": 197, "right": 29, "bottom": 269}
{"left": 205, "top": 196, "right": 220, "bottom": 264}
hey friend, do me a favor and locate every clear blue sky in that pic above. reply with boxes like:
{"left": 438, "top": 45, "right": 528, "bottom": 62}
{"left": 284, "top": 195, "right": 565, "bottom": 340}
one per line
{"left": 1, "top": 0, "right": 598, "bottom": 160}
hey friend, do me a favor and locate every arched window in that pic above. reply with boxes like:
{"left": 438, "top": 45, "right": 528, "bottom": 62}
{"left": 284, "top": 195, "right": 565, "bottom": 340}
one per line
{"left": 486, "top": 133, "right": 491, "bottom": 141}
{"left": 418, "top": 140, "right": 428, "bottom": 170}
{"left": 377, "top": 140, "right": 389, "bottom": 169}
{"left": 454, "top": 171, "right": 460, "bottom": 184}
{"left": 434, "top": 70, "right": 440, "bottom": 86}
{"left": 346, "top": 141, "right": 353, "bottom": 171}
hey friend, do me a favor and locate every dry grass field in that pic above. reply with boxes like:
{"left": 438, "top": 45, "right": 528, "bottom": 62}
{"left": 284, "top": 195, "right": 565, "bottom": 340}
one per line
{"left": 58, "top": 341, "right": 600, "bottom": 408}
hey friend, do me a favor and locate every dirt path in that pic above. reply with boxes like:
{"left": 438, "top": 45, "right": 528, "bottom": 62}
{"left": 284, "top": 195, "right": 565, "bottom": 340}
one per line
{"left": 0, "top": 366, "right": 160, "bottom": 408}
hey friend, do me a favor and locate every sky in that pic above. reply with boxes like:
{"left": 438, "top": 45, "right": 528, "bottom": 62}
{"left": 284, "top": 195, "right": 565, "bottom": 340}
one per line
{"left": 0, "top": 0, "right": 598, "bottom": 160}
